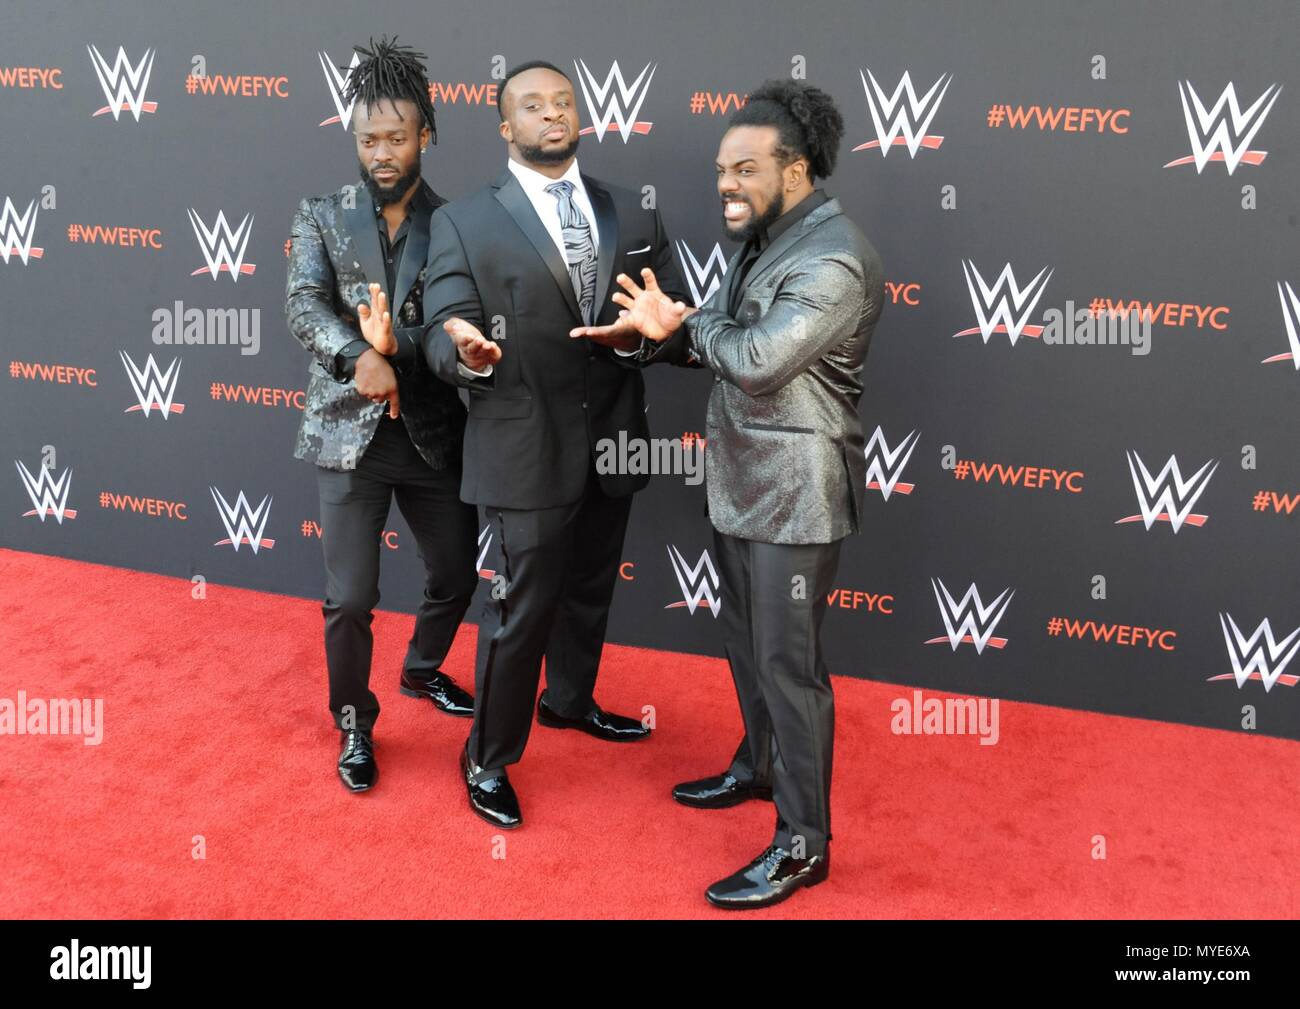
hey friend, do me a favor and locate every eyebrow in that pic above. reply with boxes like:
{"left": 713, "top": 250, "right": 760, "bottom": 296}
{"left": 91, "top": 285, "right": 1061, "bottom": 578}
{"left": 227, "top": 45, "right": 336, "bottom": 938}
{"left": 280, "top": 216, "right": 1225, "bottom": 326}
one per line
{"left": 516, "top": 89, "right": 573, "bottom": 101}
{"left": 716, "top": 158, "right": 759, "bottom": 168}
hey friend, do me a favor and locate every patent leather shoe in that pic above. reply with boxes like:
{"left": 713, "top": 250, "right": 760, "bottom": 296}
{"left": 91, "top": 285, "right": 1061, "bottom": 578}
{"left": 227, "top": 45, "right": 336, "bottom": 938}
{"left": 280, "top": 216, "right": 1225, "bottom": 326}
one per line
{"left": 399, "top": 669, "right": 474, "bottom": 718}
{"left": 672, "top": 771, "right": 773, "bottom": 808}
{"left": 338, "top": 729, "right": 377, "bottom": 793}
{"left": 460, "top": 743, "right": 521, "bottom": 829}
{"left": 536, "top": 692, "right": 650, "bottom": 742}
{"left": 705, "top": 844, "right": 830, "bottom": 910}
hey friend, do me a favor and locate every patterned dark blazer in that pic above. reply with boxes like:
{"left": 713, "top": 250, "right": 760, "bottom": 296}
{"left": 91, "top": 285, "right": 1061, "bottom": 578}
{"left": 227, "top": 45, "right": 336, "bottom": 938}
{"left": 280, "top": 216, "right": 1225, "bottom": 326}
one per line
{"left": 285, "top": 179, "right": 466, "bottom": 471}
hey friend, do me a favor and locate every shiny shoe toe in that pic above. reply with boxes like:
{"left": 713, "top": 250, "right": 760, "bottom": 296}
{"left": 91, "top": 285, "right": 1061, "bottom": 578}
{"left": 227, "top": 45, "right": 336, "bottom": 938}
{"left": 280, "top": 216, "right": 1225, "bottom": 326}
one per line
{"left": 400, "top": 670, "right": 475, "bottom": 717}
{"left": 337, "top": 729, "right": 377, "bottom": 793}
{"left": 705, "top": 844, "right": 830, "bottom": 910}
{"left": 460, "top": 744, "right": 521, "bottom": 829}
{"left": 536, "top": 692, "right": 650, "bottom": 742}
{"left": 672, "top": 771, "right": 773, "bottom": 808}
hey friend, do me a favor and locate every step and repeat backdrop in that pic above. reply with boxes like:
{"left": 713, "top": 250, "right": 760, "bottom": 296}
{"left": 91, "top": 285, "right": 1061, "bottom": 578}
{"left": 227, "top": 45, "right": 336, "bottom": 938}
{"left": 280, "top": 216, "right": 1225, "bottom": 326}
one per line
{"left": 2, "top": 1, "right": 1297, "bottom": 739}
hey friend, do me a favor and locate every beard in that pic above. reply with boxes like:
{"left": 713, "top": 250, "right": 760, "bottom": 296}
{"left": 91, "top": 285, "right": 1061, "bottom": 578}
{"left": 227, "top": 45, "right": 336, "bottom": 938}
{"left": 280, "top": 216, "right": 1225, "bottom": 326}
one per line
{"left": 723, "top": 188, "right": 786, "bottom": 244}
{"left": 359, "top": 157, "right": 422, "bottom": 208}
{"left": 515, "top": 134, "right": 580, "bottom": 166}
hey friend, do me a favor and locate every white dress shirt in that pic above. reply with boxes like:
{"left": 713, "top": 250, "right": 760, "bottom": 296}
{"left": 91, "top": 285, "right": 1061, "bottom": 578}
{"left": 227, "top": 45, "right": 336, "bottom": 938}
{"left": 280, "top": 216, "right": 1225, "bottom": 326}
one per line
{"left": 507, "top": 155, "right": 600, "bottom": 258}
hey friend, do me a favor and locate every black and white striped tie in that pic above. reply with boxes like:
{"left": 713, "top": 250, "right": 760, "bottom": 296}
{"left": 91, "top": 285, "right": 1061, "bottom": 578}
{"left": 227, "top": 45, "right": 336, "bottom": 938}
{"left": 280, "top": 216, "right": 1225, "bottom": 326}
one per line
{"left": 545, "top": 180, "right": 597, "bottom": 325}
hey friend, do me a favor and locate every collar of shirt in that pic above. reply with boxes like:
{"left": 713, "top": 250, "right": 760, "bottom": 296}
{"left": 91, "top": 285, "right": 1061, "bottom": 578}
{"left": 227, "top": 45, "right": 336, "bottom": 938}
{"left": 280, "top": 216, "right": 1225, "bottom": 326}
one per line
{"left": 374, "top": 180, "right": 431, "bottom": 244}
{"left": 729, "top": 189, "right": 830, "bottom": 313}
{"left": 507, "top": 156, "right": 600, "bottom": 257}
{"left": 753, "top": 188, "right": 828, "bottom": 254}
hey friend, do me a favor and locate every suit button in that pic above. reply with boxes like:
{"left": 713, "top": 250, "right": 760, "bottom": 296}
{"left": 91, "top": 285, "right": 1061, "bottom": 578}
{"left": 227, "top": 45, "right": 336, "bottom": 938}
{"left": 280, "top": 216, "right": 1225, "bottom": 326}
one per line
{"left": 581, "top": 401, "right": 588, "bottom": 409}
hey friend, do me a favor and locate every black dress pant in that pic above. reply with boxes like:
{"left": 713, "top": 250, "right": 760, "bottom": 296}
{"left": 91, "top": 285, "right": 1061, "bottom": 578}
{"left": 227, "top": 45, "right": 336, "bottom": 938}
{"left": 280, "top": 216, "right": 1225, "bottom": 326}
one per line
{"left": 713, "top": 527, "right": 844, "bottom": 858}
{"left": 316, "top": 415, "right": 478, "bottom": 733}
{"left": 468, "top": 458, "right": 633, "bottom": 772}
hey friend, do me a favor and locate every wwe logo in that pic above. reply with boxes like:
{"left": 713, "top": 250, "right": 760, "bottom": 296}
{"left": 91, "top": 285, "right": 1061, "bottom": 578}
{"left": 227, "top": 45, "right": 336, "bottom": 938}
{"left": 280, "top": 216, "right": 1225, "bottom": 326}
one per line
{"left": 955, "top": 261, "right": 1053, "bottom": 345}
{"left": 1212, "top": 614, "right": 1300, "bottom": 692}
{"left": 0, "top": 197, "right": 42, "bottom": 265}
{"left": 676, "top": 241, "right": 728, "bottom": 306}
{"left": 864, "top": 427, "right": 920, "bottom": 500}
{"left": 317, "top": 50, "right": 361, "bottom": 128}
{"left": 1117, "top": 451, "right": 1217, "bottom": 534}
{"left": 1164, "top": 81, "right": 1281, "bottom": 175}
{"left": 15, "top": 459, "right": 76, "bottom": 523}
{"left": 121, "top": 352, "right": 184, "bottom": 418}
{"left": 87, "top": 44, "right": 157, "bottom": 120}
{"left": 1262, "top": 281, "right": 1300, "bottom": 369}
{"left": 853, "top": 68, "right": 951, "bottom": 157}
{"left": 210, "top": 487, "right": 274, "bottom": 553}
{"left": 476, "top": 525, "right": 495, "bottom": 578}
{"left": 665, "top": 545, "right": 721, "bottom": 617}
{"left": 573, "top": 59, "right": 655, "bottom": 142}
{"left": 188, "top": 209, "right": 255, "bottom": 281}
{"left": 927, "top": 579, "right": 1013, "bottom": 654}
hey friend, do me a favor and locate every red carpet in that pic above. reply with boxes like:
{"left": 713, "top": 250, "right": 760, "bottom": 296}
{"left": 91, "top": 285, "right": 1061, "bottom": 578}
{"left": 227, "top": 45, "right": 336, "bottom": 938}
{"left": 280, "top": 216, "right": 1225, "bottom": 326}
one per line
{"left": 1, "top": 546, "right": 1296, "bottom": 919}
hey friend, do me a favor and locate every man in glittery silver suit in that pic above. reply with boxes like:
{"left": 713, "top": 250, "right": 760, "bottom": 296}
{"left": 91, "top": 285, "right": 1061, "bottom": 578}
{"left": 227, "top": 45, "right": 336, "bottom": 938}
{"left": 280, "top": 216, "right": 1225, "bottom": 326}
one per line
{"left": 573, "top": 80, "right": 884, "bottom": 909}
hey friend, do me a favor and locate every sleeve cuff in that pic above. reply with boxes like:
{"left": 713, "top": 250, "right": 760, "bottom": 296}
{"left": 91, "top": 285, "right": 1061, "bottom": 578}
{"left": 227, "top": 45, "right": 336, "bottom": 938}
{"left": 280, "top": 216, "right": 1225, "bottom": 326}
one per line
{"left": 389, "top": 328, "right": 422, "bottom": 376}
{"left": 614, "top": 337, "right": 648, "bottom": 357}
{"left": 334, "top": 338, "right": 372, "bottom": 382}
{"left": 457, "top": 361, "right": 493, "bottom": 379}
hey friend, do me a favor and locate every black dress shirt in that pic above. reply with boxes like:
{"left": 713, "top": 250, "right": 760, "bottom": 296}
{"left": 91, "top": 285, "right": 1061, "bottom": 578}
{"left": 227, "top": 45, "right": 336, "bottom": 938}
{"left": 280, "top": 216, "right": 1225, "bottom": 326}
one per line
{"left": 335, "top": 183, "right": 432, "bottom": 383}
{"left": 728, "top": 188, "right": 829, "bottom": 315}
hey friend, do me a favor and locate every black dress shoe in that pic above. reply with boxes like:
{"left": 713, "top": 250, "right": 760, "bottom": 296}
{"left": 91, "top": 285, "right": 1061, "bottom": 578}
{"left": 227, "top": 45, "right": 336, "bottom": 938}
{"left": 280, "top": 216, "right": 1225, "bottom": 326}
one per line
{"left": 338, "top": 729, "right": 377, "bottom": 793}
{"left": 705, "top": 844, "right": 830, "bottom": 910}
{"left": 459, "top": 743, "right": 521, "bottom": 829}
{"left": 399, "top": 669, "right": 474, "bottom": 717}
{"left": 672, "top": 772, "right": 773, "bottom": 808}
{"left": 536, "top": 692, "right": 650, "bottom": 742}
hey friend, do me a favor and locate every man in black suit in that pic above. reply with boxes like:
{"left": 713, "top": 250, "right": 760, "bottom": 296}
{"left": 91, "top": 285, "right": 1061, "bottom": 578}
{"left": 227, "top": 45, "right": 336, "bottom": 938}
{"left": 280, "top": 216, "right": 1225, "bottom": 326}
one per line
{"left": 360, "top": 60, "right": 688, "bottom": 828}
{"left": 285, "top": 38, "right": 478, "bottom": 794}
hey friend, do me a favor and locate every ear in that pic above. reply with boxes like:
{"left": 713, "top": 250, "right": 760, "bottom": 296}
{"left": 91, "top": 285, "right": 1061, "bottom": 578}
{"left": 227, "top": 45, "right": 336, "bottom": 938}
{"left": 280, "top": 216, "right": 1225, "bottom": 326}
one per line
{"left": 499, "top": 119, "right": 512, "bottom": 142}
{"left": 786, "top": 156, "right": 809, "bottom": 190}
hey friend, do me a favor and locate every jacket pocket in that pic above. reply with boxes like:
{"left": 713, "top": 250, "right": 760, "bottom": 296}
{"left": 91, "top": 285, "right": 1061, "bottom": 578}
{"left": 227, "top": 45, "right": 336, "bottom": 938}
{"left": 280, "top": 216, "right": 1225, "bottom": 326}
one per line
{"left": 468, "top": 393, "right": 533, "bottom": 419}
{"left": 740, "top": 421, "right": 815, "bottom": 434}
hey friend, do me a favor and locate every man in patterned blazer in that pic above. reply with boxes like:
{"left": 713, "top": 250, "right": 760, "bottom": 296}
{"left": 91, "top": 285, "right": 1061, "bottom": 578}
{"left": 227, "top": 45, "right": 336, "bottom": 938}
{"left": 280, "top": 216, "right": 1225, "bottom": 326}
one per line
{"left": 285, "top": 38, "right": 478, "bottom": 793}
{"left": 574, "top": 80, "right": 885, "bottom": 908}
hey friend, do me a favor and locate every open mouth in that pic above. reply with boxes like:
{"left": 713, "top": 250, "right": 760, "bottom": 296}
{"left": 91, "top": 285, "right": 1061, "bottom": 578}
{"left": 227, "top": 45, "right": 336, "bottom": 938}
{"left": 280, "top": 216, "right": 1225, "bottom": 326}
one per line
{"left": 723, "top": 200, "right": 750, "bottom": 222}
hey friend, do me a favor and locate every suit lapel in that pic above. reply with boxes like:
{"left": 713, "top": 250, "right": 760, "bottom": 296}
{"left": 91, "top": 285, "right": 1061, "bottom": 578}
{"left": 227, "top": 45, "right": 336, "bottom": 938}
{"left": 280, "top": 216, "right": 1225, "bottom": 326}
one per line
{"left": 390, "top": 181, "right": 434, "bottom": 317}
{"left": 342, "top": 184, "right": 389, "bottom": 302}
{"left": 492, "top": 168, "right": 583, "bottom": 323}
{"left": 713, "top": 247, "right": 745, "bottom": 311}
{"left": 736, "top": 198, "right": 842, "bottom": 299}
{"left": 583, "top": 174, "right": 619, "bottom": 323}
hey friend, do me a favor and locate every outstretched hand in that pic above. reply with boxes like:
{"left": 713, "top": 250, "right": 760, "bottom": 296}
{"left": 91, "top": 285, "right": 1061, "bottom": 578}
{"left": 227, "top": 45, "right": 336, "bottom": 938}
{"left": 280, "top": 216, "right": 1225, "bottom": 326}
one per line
{"left": 445, "top": 317, "right": 502, "bottom": 372}
{"left": 569, "top": 267, "right": 692, "bottom": 345}
{"left": 356, "top": 283, "right": 397, "bottom": 356}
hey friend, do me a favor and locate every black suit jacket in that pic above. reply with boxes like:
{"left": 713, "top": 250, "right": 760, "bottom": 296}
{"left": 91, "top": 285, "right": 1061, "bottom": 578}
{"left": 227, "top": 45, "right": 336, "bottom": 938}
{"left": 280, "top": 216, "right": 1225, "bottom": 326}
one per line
{"left": 286, "top": 179, "right": 466, "bottom": 471}
{"left": 420, "top": 164, "right": 688, "bottom": 510}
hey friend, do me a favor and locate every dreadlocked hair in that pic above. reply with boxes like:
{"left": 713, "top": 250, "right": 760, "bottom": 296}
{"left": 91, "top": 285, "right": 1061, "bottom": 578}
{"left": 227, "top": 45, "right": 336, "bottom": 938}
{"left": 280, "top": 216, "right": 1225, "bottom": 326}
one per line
{"left": 729, "top": 79, "right": 844, "bottom": 180}
{"left": 341, "top": 35, "right": 437, "bottom": 144}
